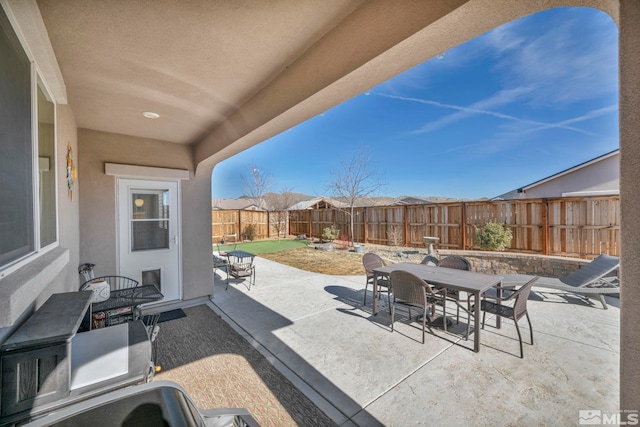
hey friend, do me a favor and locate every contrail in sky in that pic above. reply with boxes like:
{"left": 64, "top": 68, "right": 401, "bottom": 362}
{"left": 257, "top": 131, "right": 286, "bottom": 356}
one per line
{"left": 377, "top": 93, "right": 610, "bottom": 137}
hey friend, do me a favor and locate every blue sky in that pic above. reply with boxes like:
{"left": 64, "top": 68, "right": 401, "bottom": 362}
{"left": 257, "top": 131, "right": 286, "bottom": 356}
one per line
{"left": 212, "top": 7, "right": 619, "bottom": 200}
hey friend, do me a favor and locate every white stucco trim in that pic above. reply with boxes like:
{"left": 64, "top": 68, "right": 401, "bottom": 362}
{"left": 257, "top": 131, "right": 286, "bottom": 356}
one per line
{"left": 562, "top": 190, "right": 620, "bottom": 197}
{"left": 105, "top": 163, "right": 190, "bottom": 181}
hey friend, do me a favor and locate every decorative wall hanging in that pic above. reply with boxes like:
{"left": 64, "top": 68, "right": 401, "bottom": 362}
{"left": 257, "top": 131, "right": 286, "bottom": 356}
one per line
{"left": 66, "top": 144, "right": 76, "bottom": 200}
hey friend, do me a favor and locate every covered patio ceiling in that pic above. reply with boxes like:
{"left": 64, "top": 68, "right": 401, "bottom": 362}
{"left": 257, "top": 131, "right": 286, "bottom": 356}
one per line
{"left": 33, "top": 0, "right": 617, "bottom": 168}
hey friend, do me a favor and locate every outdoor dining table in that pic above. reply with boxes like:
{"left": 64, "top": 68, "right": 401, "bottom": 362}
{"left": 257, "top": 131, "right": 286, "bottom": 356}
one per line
{"left": 373, "top": 262, "right": 504, "bottom": 352}
{"left": 225, "top": 249, "right": 256, "bottom": 259}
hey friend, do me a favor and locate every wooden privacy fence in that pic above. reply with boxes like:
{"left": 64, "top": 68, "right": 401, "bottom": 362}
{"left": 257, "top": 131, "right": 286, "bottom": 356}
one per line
{"left": 288, "top": 196, "right": 620, "bottom": 258}
{"left": 211, "top": 210, "right": 289, "bottom": 243}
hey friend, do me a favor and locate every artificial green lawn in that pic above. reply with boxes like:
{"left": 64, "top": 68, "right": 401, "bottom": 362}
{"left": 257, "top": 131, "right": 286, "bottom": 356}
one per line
{"left": 214, "top": 239, "right": 310, "bottom": 254}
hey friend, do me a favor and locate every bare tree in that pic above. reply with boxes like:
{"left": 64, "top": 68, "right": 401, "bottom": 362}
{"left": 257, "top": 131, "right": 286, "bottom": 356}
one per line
{"left": 269, "top": 186, "right": 295, "bottom": 239}
{"left": 241, "top": 161, "right": 271, "bottom": 210}
{"left": 327, "top": 146, "right": 385, "bottom": 246}
{"left": 388, "top": 224, "right": 403, "bottom": 249}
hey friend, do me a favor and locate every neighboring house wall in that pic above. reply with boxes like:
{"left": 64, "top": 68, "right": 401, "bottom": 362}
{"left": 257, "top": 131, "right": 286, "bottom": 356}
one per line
{"left": 522, "top": 154, "right": 619, "bottom": 199}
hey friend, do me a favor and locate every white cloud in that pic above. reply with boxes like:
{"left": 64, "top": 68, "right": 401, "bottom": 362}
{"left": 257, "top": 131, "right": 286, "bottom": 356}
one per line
{"left": 374, "top": 8, "right": 617, "bottom": 148}
{"left": 484, "top": 9, "right": 618, "bottom": 106}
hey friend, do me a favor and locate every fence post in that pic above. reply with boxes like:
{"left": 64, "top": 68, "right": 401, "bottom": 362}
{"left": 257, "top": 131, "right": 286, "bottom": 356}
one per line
{"left": 363, "top": 207, "right": 368, "bottom": 244}
{"left": 404, "top": 205, "right": 409, "bottom": 247}
{"left": 267, "top": 211, "right": 270, "bottom": 239}
{"left": 461, "top": 202, "right": 467, "bottom": 250}
{"left": 542, "top": 198, "right": 549, "bottom": 255}
{"left": 308, "top": 210, "right": 312, "bottom": 239}
{"left": 237, "top": 210, "right": 242, "bottom": 241}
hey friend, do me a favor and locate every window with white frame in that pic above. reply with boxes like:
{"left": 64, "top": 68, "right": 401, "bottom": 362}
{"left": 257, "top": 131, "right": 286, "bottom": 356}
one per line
{"left": 0, "top": 6, "right": 57, "bottom": 271}
{"left": 37, "top": 78, "right": 57, "bottom": 247}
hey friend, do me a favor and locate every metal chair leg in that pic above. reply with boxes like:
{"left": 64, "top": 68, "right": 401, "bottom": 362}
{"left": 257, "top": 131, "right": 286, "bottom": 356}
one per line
{"left": 363, "top": 281, "right": 369, "bottom": 306}
{"left": 514, "top": 317, "right": 524, "bottom": 358}
{"left": 391, "top": 299, "right": 396, "bottom": 332}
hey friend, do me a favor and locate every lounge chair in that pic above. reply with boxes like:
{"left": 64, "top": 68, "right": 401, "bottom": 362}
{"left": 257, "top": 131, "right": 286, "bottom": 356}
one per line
{"left": 529, "top": 254, "right": 620, "bottom": 309}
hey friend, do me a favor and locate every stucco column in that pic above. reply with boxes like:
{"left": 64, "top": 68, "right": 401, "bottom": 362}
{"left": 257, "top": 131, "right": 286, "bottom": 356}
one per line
{"left": 181, "top": 161, "right": 216, "bottom": 300}
{"left": 619, "top": 0, "right": 640, "bottom": 414}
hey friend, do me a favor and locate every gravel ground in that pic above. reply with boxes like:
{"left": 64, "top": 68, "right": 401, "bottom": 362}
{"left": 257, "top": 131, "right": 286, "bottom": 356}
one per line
{"left": 307, "top": 240, "right": 433, "bottom": 264}
{"left": 360, "top": 243, "right": 433, "bottom": 264}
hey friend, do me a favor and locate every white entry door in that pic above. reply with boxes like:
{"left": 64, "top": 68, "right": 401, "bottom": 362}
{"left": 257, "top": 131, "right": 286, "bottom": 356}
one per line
{"left": 117, "top": 178, "right": 181, "bottom": 302}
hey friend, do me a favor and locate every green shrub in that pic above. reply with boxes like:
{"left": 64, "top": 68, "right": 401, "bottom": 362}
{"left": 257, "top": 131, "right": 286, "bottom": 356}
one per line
{"left": 475, "top": 221, "right": 513, "bottom": 251}
{"left": 243, "top": 223, "right": 257, "bottom": 241}
{"left": 322, "top": 225, "right": 340, "bottom": 242}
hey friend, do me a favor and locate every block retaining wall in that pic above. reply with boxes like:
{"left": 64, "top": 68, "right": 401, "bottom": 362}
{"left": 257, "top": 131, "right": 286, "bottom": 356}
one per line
{"left": 438, "top": 250, "right": 618, "bottom": 279}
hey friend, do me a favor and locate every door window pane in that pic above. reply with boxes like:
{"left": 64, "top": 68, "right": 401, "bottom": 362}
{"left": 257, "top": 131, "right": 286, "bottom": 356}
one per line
{"left": 131, "top": 191, "right": 170, "bottom": 251}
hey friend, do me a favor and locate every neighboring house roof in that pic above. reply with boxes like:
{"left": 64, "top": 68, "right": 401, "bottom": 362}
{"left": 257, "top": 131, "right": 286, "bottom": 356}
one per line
{"left": 494, "top": 149, "right": 619, "bottom": 200}
{"left": 392, "top": 197, "right": 435, "bottom": 206}
{"left": 288, "top": 197, "right": 349, "bottom": 210}
{"left": 211, "top": 198, "right": 264, "bottom": 211}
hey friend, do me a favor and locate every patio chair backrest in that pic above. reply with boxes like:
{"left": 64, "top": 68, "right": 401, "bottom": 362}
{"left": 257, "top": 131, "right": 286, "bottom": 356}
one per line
{"left": 81, "top": 275, "right": 139, "bottom": 292}
{"left": 420, "top": 255, "right": 439, "bottom": 266}
{"left": 438, "top": 255, "right": 471, "bottom": 271}
{"left": 363, "top": 253, "right": 384, "bottom": 278}
{"left": 389, "top": 270, "right": 427, "bottom": 307}
{"left": 512, "top": 277, "right": 538, "bottom": 320}
{"left": 217, "top": 234, "right": 238, "bottom": 255}
{"left": 560, "top": 254, "right": 620, "bottom": 287}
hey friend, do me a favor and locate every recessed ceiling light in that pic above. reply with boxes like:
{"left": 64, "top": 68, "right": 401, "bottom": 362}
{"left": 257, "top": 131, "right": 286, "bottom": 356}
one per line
{"left": 142, "top": 111, "right": 160, "bottom": 119}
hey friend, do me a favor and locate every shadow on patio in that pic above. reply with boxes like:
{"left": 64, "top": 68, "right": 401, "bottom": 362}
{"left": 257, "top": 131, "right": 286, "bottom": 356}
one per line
{"left": 157, "top": 257, "right": 619, "bottom": 426}
{"left": 153, "top": 303, "right": 341, "bottom": 426}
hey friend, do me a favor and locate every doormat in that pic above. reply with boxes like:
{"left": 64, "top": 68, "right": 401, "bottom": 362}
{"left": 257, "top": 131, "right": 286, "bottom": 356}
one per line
{"left": 157, "top": 309, "right": 186, "bottom": 324}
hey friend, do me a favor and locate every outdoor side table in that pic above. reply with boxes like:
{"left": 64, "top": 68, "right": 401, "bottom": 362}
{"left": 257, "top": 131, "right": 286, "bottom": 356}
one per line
{"left": 92, "top": 284, "right": 164, "bottom": 327}
{"left": 225, "top": 250, "right": 256, "bottom": 290}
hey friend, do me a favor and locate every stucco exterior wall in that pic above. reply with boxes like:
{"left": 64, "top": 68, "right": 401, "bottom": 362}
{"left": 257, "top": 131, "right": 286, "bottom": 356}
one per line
{"left": 77, "top": 128, "right": 213, "bottom": 301}
{"left": 54, "top": 104, "right": 80, "bottom": 293}
{"left": 0, "top": 104, "right": 79, "bottom": 337}
{"left": 182, "top": 164, "right": 216, "bottom": 301}
{"left": 618, "top": 0, "right": 640, "bottom": 414}
{"left": 524, "top": 154, "right": 619, "bottom": 198}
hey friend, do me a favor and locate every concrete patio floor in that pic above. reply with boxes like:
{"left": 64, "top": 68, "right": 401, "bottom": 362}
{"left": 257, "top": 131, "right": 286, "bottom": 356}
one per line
{"left": 209, "top": 256, "right": 620, "bottom": 426}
